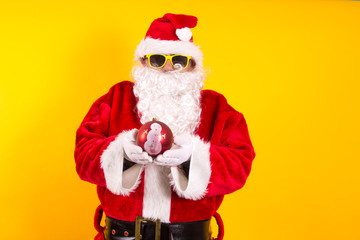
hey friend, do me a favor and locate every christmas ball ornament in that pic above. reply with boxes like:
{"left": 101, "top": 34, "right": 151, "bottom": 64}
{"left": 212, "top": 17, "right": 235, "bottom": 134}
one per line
{"left": 136, "top": 119, "right": 174, "bottom": 156}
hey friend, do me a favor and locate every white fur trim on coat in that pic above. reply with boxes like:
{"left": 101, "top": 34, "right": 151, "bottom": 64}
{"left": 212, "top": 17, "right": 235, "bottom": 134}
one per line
{"left": 100, "top": 131, "right": 144, "bottom": 196}
{"left": 142, "top": 164, "right": 172, "bottom": 223}
{"left": 169, "top": 135, "right": 211, "bottom": 200}
{"left": 135, "top": 38, "right": 203, "bottom": 69}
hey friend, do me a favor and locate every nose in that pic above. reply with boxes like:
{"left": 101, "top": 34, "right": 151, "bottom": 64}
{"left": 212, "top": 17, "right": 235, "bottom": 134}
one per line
{"left": 162, "top": 59, "right": 174, "bottom": 72}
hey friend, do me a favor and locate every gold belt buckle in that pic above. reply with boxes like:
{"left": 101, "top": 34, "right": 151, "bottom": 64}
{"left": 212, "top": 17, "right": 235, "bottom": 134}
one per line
{"left": 135, "top": 216, "right": 161, "bottom": 240}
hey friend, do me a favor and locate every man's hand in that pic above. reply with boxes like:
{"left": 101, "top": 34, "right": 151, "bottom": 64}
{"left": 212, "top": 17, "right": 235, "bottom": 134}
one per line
{"left": 155, "top": 134, "right": 193, "bottom": 166}
{"left": 123, "top": 129, "right": 153, "bottom": 164}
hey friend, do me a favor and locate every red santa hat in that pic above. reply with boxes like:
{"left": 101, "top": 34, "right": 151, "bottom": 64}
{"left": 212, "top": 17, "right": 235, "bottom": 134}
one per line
{"left": 135, "top": 13, "right": 203, "bottom": 68}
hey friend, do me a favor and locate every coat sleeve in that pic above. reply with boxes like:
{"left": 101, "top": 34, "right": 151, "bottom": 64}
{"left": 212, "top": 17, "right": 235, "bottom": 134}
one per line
{"left": 74, "top": 85, "right": 143, "bottom": 195}
{"left": 206, "top": 111, "right": 255, "bottom": 196}
{"left": 170, "top": 96, "right": 255, "bottom": 200}
{"left": 74, "top": 87, "right": 116, "bottom": 187}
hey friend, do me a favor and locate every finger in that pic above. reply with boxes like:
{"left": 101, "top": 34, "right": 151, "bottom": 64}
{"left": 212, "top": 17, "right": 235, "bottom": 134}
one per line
{"left": 131, "top": 129, "right": 139, "bottom": 137}
{"left": 155, "top": 155, "right": 180, "bottom": 166}
{"left": 138, "top": 152, "right": 153, "bottom": 162}
{"left": 131, "top": 152, "right": 150, "bottom": 161}
{"left": 128, "top": 144, "right": 143, "bottom": 154}
{"left": 155, "top": 154, "right": 165, "bottom": 162}
{"left": 154, "top": 155, "right": 170, "bottom": 166}
{"left": 163, "top": 149, "right": 182, "bottom": 158}
{"left": 146, "top": 155, "right": 153, "bottom": 163}
{"left": 155, "top": 161, "right": 170, "bottom": 166}
{"left": 126, "top": 129, "right": 139, "bottom": 141}
{"left": 154, "top": 158, "right": 172, "bottom": 166}
{"left": 136, "top": 158, "right": 152, "bottom": 164}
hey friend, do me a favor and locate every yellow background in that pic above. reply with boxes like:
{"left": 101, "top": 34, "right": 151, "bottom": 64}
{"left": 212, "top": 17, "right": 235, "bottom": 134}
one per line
{"left": 1, "top": 0, "right": 359, "bottom": 239}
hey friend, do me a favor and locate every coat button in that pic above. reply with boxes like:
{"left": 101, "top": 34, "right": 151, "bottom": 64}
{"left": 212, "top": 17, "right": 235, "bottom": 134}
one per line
{"left": 112, "top": 229, "right": 116, "bottom": 235}
{"left": 124, "top": 231, "right": 129, "bottom": 236}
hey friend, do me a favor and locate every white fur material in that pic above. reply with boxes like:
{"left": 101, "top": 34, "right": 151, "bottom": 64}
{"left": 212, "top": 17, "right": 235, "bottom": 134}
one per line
{"left": 170, "top": 135, "right": 211, "bottom": 200}
{"left": 142, "top": 164, "right": 172, "bottom": 223}
{"left": 100, "top": 131, "right": 144, "bottom": 196}
{"left": 176, "top": 27, "right": 192, "bottom": 41}
{"left": 134, "top": 38, "right": 203, "bottom": 69}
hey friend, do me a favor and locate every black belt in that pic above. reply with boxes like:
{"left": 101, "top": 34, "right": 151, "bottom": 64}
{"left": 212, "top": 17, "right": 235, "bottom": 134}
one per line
{"left": 103, "top": 216, "right": 211, "bottom": 240}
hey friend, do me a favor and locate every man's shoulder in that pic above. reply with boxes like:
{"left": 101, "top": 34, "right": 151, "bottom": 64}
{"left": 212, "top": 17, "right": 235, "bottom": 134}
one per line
{"left": 200, "top": 89, "right": 238, "bottom": 113}
{"left": 200, "top": 89, "right": 229, "bottom": 106}
{"left": 201, "top": 89, "right": 225, "bottom": 99}
{"left": 111, "top": 80, "right": 134, "bottom": 90}
{"left": 104, "top": 80, "right": 135, "bottom": 96}
{"left": 95, "top": 81, "right": 134, "bottom": 103}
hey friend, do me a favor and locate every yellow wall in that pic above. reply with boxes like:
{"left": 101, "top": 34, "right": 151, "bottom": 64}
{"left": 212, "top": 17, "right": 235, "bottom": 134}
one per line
{"left": 1, "top": 0, "right": 359, "bottom": 239}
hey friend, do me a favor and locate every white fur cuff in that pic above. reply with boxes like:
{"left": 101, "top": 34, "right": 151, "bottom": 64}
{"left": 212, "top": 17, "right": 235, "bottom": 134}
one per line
{"left": 100, "top": 131, "right": 144, "bottom": 196}
{"left": 170, "top": 135, "right": 211, "bottom": 200}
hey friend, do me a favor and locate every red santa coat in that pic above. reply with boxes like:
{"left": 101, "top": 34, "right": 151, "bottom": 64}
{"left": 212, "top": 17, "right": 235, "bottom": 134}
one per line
{"left": 75, "top": 81, "right": 255, "bottom": 228}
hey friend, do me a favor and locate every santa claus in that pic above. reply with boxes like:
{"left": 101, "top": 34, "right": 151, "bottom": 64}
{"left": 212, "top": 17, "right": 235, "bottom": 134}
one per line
{"left": 75, "top": 13, "right": 255, "bottom": 240}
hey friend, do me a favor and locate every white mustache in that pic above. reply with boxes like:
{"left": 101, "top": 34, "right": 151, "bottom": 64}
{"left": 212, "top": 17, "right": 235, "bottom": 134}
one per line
{"left": 132, "top": 66, "right": 204, "bottom": 136}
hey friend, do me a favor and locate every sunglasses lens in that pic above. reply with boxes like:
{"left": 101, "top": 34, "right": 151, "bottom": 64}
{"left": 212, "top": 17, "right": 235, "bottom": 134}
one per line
{"left": 172, "top": 55, "right": 189, "bottom": 68}
{"left": 149, "top": 55, "right": 166, "bottom": 67}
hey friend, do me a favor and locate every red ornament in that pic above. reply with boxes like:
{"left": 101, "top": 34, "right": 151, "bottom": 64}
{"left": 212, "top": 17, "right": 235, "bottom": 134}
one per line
{"left": 136, "top": 119, "right": 174, "bottom": 157}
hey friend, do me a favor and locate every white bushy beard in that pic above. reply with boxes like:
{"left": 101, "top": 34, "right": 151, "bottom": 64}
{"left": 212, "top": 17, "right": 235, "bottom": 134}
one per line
{"left": 132, "top": 66, "right": 204, "bottom": 136}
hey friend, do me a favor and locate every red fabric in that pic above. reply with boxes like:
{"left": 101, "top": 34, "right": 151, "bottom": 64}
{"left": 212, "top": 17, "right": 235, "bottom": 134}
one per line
{"left": 164, "top": 13, "right": 197, "bottom": 29}
{"left": 199, "top": 90, "right": 256, "bottom": 196}
{"left": 213, "top": 212, "right": 224, "bottom": 240}
{"left": 74, "top": 81, "right": 255, "bottom": 237}
{"left": 74, "top": 81, "right": 141, "bottom": 187}
{"left": 145, "top": 13, "right": 197, "bottom": 41}
{"left": 94, "top": 205, "right": 104, "bottom": 233}
{"left": 94, "top": 233, "right": 103, "bottom": 240}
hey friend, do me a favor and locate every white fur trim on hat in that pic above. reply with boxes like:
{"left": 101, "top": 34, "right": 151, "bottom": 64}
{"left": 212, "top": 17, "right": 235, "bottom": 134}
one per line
{"left": 135, "top": 38, "right": 203, "bottom": 69}
{"left": 169, "top": 135, "right": 211, "bottom": 200}
{"left": 100, "top": 131, "right": 144, "bottom": 196}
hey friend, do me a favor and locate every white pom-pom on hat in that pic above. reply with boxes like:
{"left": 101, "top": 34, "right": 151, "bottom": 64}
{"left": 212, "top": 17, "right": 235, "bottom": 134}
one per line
{"left": 176, "top": 27, "right": 193, "bottom": 42}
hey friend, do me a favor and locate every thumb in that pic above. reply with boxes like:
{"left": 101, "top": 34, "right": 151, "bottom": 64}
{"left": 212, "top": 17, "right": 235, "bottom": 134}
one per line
{"left": 126, "top": 129, "right": 139, "bottom": 141}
